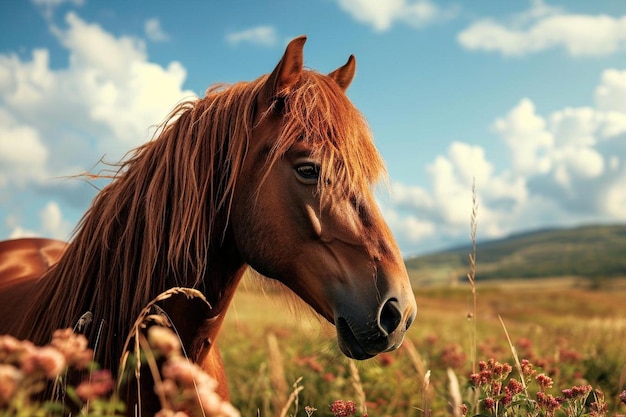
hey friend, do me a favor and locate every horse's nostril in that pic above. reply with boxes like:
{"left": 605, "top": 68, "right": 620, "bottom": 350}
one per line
{"left": 378, "top": 298, "right": 402, "bottom": 336}
{"left": 405, "top": 311, "right": 415, "bottom": 331}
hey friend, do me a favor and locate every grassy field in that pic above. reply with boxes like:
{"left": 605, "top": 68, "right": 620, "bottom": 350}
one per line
{"left": 219, "top": 276, "right": 626, "bottom": 416}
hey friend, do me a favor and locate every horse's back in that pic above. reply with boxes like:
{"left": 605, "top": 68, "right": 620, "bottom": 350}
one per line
{"left": 0, "top": 238, "right": 66, "bottom": 334}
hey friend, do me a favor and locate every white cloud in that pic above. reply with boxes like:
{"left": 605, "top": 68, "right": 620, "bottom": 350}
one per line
{"left": 0, "top": 12, "right": 195, "bottom": 240}
{"left": 458, "top": 0, "right": 626, "bottom": 57}
{"left": 144, "top": 18, "right": 170, "bottom": 42}
{"left": 226, "top": 26, "right": 278, "bottom": 47}
{"left": 9, "top": 201, "right": 72, "bottom": 240}
{"left": 0, "top": 109, "right": 49, "bottom": 188}
{"left": 385, "top": 65, "right": 626, "bottom": 255}
{"left": 2, "top": 12, "right": 195, "bottom": 156}
{"left": 333, "top": 0, "right": 458, "bottom": 32}
{"left": 492, "top": 98, "right": 553, "bottom": 176}
{"left": 595, "top": 69, "right": 626, "bottom": 114}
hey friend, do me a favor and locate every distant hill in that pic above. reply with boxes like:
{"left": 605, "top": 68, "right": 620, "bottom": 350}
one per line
{"left": 404, "top": 224, "right": 626, "bottom": 287}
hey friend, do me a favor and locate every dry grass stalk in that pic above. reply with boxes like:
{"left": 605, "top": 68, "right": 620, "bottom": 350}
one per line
{"left": 467, "top": 178, "right": 478, "bottom": 376}
{"left": 498, "top": 315, "right": 529, "bottom": 395}
{"left": 278, "top": 377, "right": 304, "bottom": 417}
{"left": 402, "top": 338, "right": 427, "bottom": 382}
{"left": 348, "top": 359, "right": 367, "bottom": 416}
{"left": 422, "top": 369, "right": 432, "bottom": 417}
{"left": 446, "top": 368, "right": 462, "bottom": 417}
{"left": 267, "top": 332, "right": 289, "bottom": 413}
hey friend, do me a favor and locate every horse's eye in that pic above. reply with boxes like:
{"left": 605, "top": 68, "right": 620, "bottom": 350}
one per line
{"left": 295, "top": 163, "right": 320, "bottom": 184}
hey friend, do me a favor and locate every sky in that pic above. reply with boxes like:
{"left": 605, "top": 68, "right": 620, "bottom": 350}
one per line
{"left": 0, "top": 0, "right": 625, "bottom": 257}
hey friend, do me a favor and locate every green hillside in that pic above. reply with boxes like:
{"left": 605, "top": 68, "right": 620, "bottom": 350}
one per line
{"left": 404, "top": 224, "right": 626, "bottom": 286}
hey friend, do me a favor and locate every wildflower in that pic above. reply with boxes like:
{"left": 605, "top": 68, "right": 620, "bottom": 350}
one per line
{"left": 501, "top": 391, "right": 513, "bottom": 407}
{"left": 323, "top": 372, "right": 336, "bottom": 382}
{"left": 536, "top": 391, "right": 562, "bottom": 415}
{"left": 536, "top": 373, "right": 553, "bottom": 391}
{"left": 376, "top": 353, "right": 395, "bottom": 367}
{"left": 158, "top": 355, "right": 240, "bottom": 417}
{"left": 619, "top": 389, "right": 626, "bottom": 404}
{"left": 50, "top": 328, "right": 93, "bottom": 369}
{"left": 0, "top": 334, "right": 27, "bottom": 360}
{"left": 459, "top": 403, "right": 468, "bottom": 417}
{"left": 425, "top": 334, "right": 438, "bottom": 346}
{"left": 20, "top": 345, "right": 66, "bottom": 378}
{"left": 75, "top": 369, "right": 115, "bottom": 400}
{"left": 0, "top": 364, "right": 23, "bottom": 406}
{"left": 558, "top": 347, "right": 582, "bottom": 363}
{"left": 440, "top": 343, "right": 467, "bottom": 369}
{"left": 506, "top": 378, "right": 524, "bottom": 395}
{"left": 520, "top": 359, "right": 536, "bottom": 378}
{"left": 162, "top": 356, "right": 218, "bottom": 392}
{"left": 482, "top": 397, "right": 495, "bottom": 411}
{"left": 589, "top": 389, "right": 607, "bottom": 417}
{"left": 329, "top": 400, "right": 357, "bottom": 417}
{"left": 148, "top": 326, "right": 181, "bottom": 358}
{"left": 491, "top": 380, "right": 502, "bottom": 395}
{"left": 562, "top": 384, "right": 592, "bottom": 399}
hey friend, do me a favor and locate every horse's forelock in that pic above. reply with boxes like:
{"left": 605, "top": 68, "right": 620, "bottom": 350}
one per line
{"left": 267, "top": 70, "right": 386, "bottom": 200}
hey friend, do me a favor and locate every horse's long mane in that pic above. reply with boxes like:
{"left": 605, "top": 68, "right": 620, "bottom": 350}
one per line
{"left": 18, "top": 69, "right": 386, "bottom": 371}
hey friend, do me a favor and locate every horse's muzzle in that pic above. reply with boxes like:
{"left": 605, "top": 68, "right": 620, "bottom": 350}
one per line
{"left": 335, "top": 296, "right": 416, "bottom": 360}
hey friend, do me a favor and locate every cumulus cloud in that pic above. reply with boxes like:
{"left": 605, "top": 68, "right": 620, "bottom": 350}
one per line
{"left": 144, "top": 18, "right": 170, "bottom": 42}
{"left": 333, "top": 0, "right": 458, "bottom": 32}
{"left": 0, "top": 12, "right": 195, "bottom": 239}
{"left": 384, "top": 66, "right": 626, "bottom": 255}
{"left": 458, "top": 0, "right": 626, "bottom": 57}
{"left": 226, "top": 26, "right": 278, "bottom": 47}
{"left": 595, "top": 69, "right": 626, "bottom": 114}
{"left": 9, "top": 201, "right": 73, "bottom": 240}
{"left": 0, "top": 109, "right": 48, "bottom": 187}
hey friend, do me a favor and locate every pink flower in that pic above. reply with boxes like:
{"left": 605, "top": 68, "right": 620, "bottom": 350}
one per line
{"left": 0, "top": 364, "right": 23, "bottom": 406}
{"left": 506, "top": 378, "right": 524, "bottom": 395}
{"left": 20, "top": 346, "right": 66, "bottom": 378}
{"left": 75, "top": 369, "right": 115, "bottom": 400}
{"left": 536, "top": 373, "right": 553, "bottom": 391}
{"left": 50, "top": 328, "right": 93, "bottom": 369}
{"left": 329, "top": 400, "right": 357, "bottom": 417}
{"left": 536, "top": 391, "right": 563, "bottom": 414}
{"left": 562, "top": 384, "right": 592, "bottom": 399}
{"left": 148, "top": 326, "right": 181, "bottom": 358}
{"left": 482, "top": 398, "right": 495, "bottom": 411}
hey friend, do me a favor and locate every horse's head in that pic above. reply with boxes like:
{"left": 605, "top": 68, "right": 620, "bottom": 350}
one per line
{"left": 231, "top": 36, "right": 417, "bottom": 360}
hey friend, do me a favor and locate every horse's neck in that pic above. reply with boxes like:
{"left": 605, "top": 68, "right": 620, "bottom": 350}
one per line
{"left": 20, "top": 227, "right": 246, "bottom": 373}
{"left": 146, "top": 262, "right": 247, "bottom": 363}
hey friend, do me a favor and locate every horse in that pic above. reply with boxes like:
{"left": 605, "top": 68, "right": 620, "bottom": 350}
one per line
{"left": 0, "top": 36, "right": 417, "bottom": 414}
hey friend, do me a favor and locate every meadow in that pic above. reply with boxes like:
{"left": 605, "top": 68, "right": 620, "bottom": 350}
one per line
{"left": 219, "top": 275, "right": 626, "bottom": 416}
{"left": 1, "top": 275, "right": 625, "bottom": 416}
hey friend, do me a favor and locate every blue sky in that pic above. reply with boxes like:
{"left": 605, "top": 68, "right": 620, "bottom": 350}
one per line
{"left": 1, "top": 0, "right": 625, "bottom": 256}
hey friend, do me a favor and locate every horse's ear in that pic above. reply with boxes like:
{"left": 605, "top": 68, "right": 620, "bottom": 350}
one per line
{"left": 261, "top": 35, "right": 306, "bottom": 102}
{"left": 328, "top": 55, "right": 356, "bottom": 91}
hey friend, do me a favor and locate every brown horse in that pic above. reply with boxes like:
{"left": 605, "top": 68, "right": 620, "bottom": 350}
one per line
{"left": 0, "top": 36, "right": 417, "bottom": 413}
